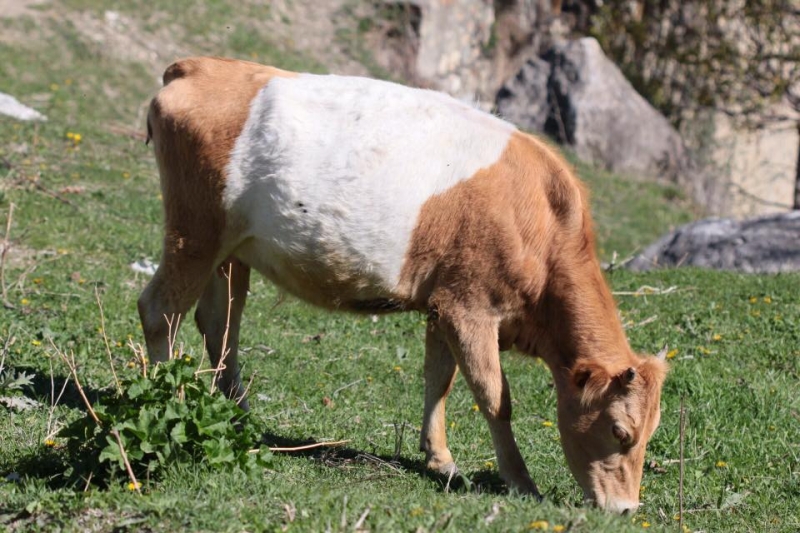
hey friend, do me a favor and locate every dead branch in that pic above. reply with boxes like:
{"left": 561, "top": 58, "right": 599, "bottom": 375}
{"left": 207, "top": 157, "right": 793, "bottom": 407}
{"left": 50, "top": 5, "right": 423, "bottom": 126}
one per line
{"left": 50, "top": 338, "right": 100, "bottom": 425}
{"left": 111, "top": 428, "right": 141, "bottom": 494}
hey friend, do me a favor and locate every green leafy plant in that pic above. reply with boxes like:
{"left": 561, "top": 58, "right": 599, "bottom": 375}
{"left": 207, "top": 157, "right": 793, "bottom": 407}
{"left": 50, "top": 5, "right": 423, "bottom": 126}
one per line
{"left": 59, "top": 356, "right": 271, "bottom": 485}
{"left": 0, "top": 369, "right": 34, "bottom": 395}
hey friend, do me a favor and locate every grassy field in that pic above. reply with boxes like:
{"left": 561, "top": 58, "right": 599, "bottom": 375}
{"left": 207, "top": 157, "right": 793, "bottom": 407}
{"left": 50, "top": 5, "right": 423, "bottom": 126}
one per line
{"left": 1, "top": 2, "right": 798, "bottom": 532}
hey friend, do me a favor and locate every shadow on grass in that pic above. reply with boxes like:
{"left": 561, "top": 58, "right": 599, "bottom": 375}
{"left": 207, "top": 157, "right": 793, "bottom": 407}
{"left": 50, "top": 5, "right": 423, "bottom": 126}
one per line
{"left": 0, "top": 447, "right": 82, "bottom": 492}
{"left": 8, "top": 364, "right": 113, "bottom": 412}
{"left": 259, "top": 430, "right": 508, "bottom": 496}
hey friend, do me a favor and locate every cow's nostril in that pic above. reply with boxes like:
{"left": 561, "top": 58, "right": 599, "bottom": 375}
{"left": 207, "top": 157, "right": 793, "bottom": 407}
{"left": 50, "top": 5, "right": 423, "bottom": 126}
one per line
{"left": 620, "top": 508, "right": 632, "bottom": 516}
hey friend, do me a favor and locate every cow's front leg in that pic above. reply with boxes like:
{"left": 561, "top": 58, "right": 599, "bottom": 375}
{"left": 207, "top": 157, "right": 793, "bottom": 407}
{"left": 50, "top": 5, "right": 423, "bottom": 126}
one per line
{"left": 420, "top": 319, "right": 459, "bottom": 477}
{"left": 441, "top": 311, "right": 540, "bottom": 497}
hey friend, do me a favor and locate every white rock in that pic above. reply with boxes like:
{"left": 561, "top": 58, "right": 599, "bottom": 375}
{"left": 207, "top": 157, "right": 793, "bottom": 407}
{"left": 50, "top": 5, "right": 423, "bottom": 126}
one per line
{"left": 0, "top": 92, "right": 47, "bottom": 121}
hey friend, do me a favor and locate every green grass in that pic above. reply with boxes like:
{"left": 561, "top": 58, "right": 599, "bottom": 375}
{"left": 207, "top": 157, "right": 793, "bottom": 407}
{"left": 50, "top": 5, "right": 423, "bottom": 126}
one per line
{"left": 1, "top": 2, "right": 798, "bottom": 532}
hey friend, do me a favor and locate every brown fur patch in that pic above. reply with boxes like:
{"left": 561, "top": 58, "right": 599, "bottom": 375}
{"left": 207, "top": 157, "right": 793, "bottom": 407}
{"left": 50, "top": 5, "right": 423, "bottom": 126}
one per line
{"left": 147, "top": 57, "right": 295, "bottom": 277}
{"left": 399, "top": 131, "right": 628, "bottom": 369}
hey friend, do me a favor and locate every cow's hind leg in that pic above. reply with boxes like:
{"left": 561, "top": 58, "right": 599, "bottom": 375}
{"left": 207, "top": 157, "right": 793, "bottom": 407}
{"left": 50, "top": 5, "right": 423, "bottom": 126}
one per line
{"left": 420, "top": 319, "right": 459, "bottom": 477}
{"left": 138, "top": 240, "right": 218, "bottom": 367}
{"left": 195, "top": 257, "right": 251, "bottom": 410}
{"left": 439, "top": 310, "right": 540, "bottom": 497}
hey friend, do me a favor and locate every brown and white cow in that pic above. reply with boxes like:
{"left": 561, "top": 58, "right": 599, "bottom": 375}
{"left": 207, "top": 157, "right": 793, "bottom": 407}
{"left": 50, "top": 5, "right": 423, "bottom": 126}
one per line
{"left": 138, "top": 57, "right": 668, "bottom": 513}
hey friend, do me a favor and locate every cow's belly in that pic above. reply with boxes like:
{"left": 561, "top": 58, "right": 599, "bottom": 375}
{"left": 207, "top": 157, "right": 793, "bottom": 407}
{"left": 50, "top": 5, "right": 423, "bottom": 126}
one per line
{"left": 232, "top": 229, "right": 403, "bottom": 310}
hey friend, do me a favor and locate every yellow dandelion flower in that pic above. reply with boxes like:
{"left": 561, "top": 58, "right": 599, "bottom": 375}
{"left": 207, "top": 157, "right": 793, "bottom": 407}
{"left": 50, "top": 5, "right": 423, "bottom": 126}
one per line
{"left": 763, "top": 296, "right": 772, "bottom": 303}
{"left": 65, "top": 78, "right": 73, "bottom": 85}
{"left": 450, "top": 421, "right": 456, "bottom": 429}
{"left": 73, "top": 133, "right": 82, "bottom": 143}
{"left": 366, "top": 376, "right": 373, "bottom": 382}
{"left": 31, "top": 339, "right": 41, "bottom": 346}
{"left": 44, "top": 439, "right": 56, "bottom": 447}
{"left": 712, "top": 334, "right": 722, "bottom": 341}
{"left": 50, "top": 83, "right": 59, "bottom": 91}
{"left": 553, "top": 526, "right": 565, "bottom": 533}
{"left": 127, "top": 361, "right": 136, "bottom": 368}
{"left": 666, "top": 348, "right": 678, "bottom": 359}
{"left": 715, "top": 460, "right": 727, "bottom": 468}
{"left": 750, "top": 310, "right": 761, "bottom": 317}
{"left": 749, "top": 296, "right": 757, "bottom": 303}
{"left": 21, "top": 298, "right": 30, "bottom": 305}
{"left": 410, "top": 507, "right": 424, "bottom": 517}
{"left": 641, "top": 522, "right": 651, "bottom": 528}
{"left": 528, "top": 520, "right": 549, "bottom": 530}
{"left": 33, "top": 278, "right": 43, "bottom": 284}
{"left": 184, "top": 355, "right": 192, "bottom": 363}
{"left": 122, "top": 171, "right": 131, "bottom": 179}
{"left": 484, "top": 461, "right": 494, "bottom": 468}
{"left": 127, "top": 481, "right": 140, "bottom": 491}
{"left": 682, "top": 526, "right": 691, "bottom": 533}
{"left": 542, "top": 420, "right": 553, "bottom": 427}
{"left": 116, "top": 341, "right": 123, "bottom": 347}
{"left": 471, "top": 404, "right": 480, "bottom": 412}
{"left": 393, "top": 365, "right": 402, "bottom": 372}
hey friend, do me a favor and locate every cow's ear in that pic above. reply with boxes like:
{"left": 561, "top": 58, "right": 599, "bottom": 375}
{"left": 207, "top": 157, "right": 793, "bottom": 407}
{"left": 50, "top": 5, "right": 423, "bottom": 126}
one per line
{"left": 656, "top": 344, "right": 669, "bottom": 361}
{"left": 573, "top": 363, "right": 611, "bottom": 405}
{"left": 574, "top": 368, "right": 592, "bottom": 389}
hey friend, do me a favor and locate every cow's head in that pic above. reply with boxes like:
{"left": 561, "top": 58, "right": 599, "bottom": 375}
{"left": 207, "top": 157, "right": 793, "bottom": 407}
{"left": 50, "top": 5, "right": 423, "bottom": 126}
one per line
{"left": 556, "top": 349, "right": 668, "bottom": 513}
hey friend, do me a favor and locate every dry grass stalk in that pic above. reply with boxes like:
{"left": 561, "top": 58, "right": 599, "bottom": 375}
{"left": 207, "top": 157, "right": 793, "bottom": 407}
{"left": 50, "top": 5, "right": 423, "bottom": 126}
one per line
{"left": 613, "top": 285, "right": 679, "bottom": 297}
{"left": 45, "top": 356, "right": 70, "bottom": 441}
{"left": 0, "top": 329, "right": 15, "bottom": 376}
{"left": 210, "top": 263, "right": 234, "bottom": 395}
{"left": 679, "top": 395, "right": 686, "bottom": 532}
{"left": 50, "top": 338, "right": 100, "bottom": 425}
{"left": 250, "top": 439, "right": 351, "bottom": 453}
{"left": 95, "top": 287, "right": 122, "bottom": 395}
{"left": 1, "top": 202, "right": 15, "bottom": 308}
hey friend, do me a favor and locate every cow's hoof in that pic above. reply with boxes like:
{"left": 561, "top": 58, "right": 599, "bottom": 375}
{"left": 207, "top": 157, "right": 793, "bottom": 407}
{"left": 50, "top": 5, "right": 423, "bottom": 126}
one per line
{"left": 434, "top": 461, "right": 459, "bottom": 478}
{"left": 507, "top": 479, "right": 543, "bottom": 501}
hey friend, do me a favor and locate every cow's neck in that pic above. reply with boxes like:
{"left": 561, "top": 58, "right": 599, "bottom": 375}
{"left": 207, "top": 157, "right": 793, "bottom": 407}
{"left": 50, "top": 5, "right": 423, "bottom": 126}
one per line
{"left": 532, "top": 258, "right": 634, "bottom": 384}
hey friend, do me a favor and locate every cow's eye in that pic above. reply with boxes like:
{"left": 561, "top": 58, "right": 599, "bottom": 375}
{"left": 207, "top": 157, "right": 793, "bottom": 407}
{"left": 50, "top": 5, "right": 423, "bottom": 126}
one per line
{"left": 612, "top": 423, "right": 633, "bottom": 446}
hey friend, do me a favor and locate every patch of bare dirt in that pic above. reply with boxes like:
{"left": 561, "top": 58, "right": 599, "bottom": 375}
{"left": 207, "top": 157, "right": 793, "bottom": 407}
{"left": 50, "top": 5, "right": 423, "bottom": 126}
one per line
{"left": 0, "top": 0, "right": 48, "bottom": 20}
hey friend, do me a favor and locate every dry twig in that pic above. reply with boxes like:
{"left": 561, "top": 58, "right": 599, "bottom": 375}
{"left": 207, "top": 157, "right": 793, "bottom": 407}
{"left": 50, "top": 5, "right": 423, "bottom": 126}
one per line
{"left": 1, "top": 203, "right": 15, "bottom": 308}
{"left": 111, "top": 428, "right": 141, "bottom": 494}
{"left": 250, "top": 439, "right": 351, "bottom": 453}
{"left": 50, "top": 338, "right": 100, "bottom": 425}
{"left": 613, "top": 285, "right": 679, "bottom": 297}
{"left": 96, "top": 287, "right": 122, "bottom": 395}
{"left": 679, "top": 395, "right": 686, "bottom": 533}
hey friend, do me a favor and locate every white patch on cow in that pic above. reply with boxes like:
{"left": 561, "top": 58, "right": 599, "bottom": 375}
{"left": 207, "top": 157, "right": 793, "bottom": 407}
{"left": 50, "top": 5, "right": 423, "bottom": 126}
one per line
{"left": 224, "top": 73, "right": 514, "bottom": 303}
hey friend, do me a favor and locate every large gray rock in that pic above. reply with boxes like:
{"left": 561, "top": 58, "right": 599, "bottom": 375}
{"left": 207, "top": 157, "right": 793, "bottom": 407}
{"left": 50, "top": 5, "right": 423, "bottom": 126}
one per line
{"left": 0, "top": 92, "right": 46, "bottom": 121}
{"left": 627, "top": 211, "right": 800, "bottom": 273}
{"left": 496, "top": 56, "right": 552, "bottom": 133}
{"left": 497, "top": 37, "right": 689, "bottom": 182}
